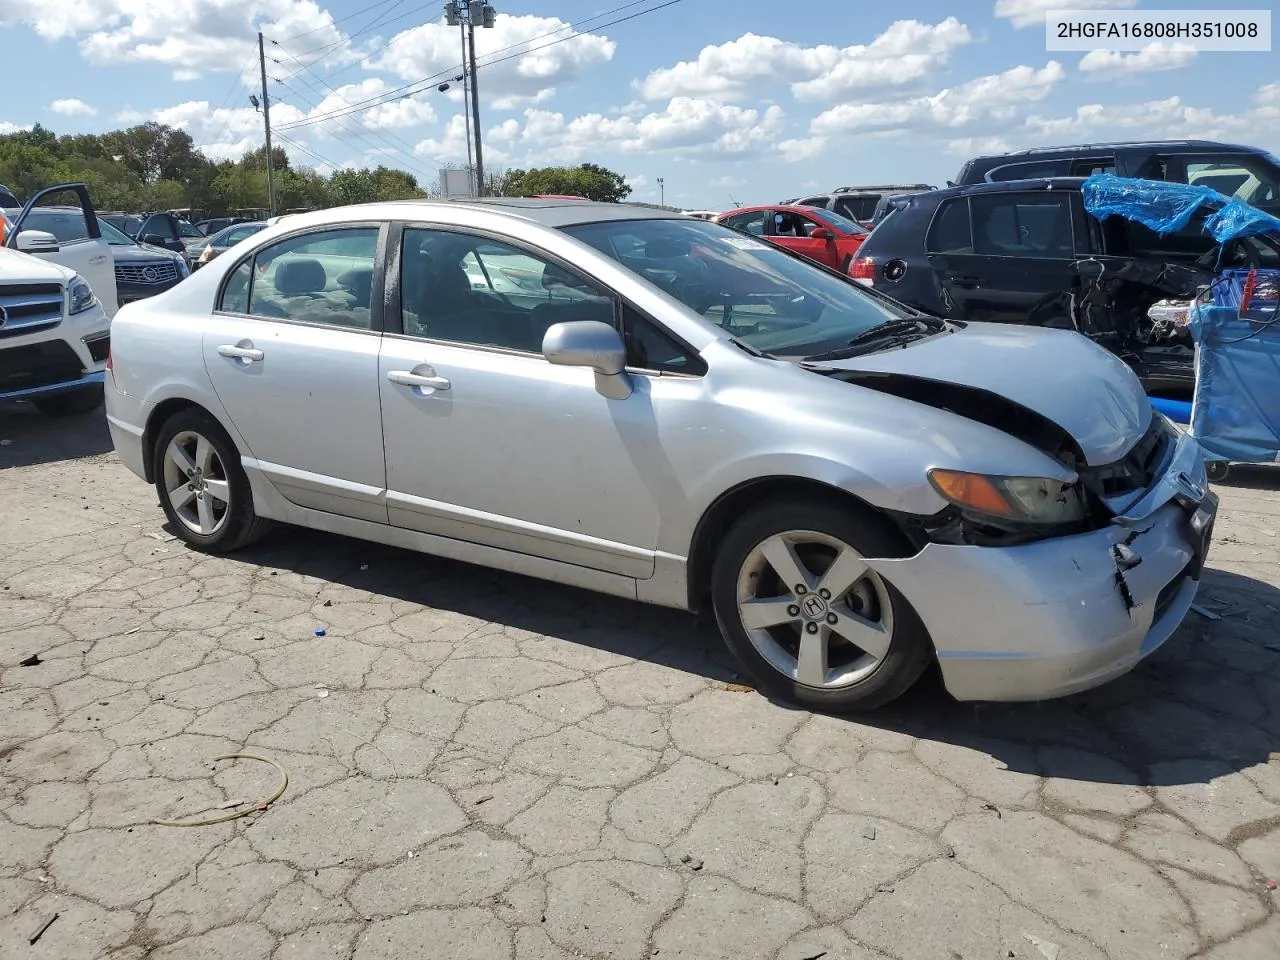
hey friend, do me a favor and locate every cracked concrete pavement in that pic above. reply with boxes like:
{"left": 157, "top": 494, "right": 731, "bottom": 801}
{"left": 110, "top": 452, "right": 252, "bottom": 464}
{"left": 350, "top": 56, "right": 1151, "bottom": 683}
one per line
{"left": 2, "top": 407, "right": 1279, "bottom": 960}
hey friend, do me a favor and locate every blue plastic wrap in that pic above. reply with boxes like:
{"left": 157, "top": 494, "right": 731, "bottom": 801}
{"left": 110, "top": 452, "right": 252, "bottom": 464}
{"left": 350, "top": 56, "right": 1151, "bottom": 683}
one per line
{"left": 1188, "top": 302, "right": 1280, "bottom": 464}
{"left": 1150, "top": 396, "right": 1192, "bottom": 424}
{"left": 1082, "top": 173, "right": 1280, "bottom": 244}
{"left": 1082, "top": 174, "right": 1224, "bottom": 235}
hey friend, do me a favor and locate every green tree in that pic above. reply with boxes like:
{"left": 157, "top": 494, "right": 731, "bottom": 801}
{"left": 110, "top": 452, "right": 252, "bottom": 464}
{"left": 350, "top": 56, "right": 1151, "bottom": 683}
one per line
{"left": 498, "top": 163, "right": 631, "bottom": 202}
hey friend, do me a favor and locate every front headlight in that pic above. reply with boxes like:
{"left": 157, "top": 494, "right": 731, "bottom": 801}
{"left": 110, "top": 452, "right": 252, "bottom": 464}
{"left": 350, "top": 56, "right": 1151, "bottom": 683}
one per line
{"left": 68, "top": 275, "right": 97, "bottom": 315}
{"left": 928, "top": 469, "right": 1088, "bottom": 525}
{"left": 177, "top": 257, "right": 190, "bottom": 278}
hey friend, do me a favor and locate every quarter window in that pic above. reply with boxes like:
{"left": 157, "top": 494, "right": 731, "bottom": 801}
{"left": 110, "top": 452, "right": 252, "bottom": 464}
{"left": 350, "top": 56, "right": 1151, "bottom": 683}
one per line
{"left": 926, "top": 199, "right": 973, "bottom": 254}
{"left": 721, "top": 210, "right": 767, "bottom": 236}
{"left": 219, "top": 226, "right": 379, "bottom": 329}
{"left": 970, "top": 194, "right": 1073, "bottom": 258}
{"left": 621, "top": 304, "right": 705, "bottom": 375}
{"left": 399, "top": 228, "right": 615, "bottom": 353}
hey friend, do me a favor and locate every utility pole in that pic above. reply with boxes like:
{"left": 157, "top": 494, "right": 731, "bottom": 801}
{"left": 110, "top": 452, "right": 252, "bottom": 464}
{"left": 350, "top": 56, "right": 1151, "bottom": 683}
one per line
{"left": 657, "top": 177, "right": 665, "bottom": 207}
{"left": 257, "top": 32, "right": 277, "bottom": 217}
{"left": 459, "top": 19, "right": 474, "bottom": 195}
{"left": 447, "top": 2, "right": 495, "bottom": 196}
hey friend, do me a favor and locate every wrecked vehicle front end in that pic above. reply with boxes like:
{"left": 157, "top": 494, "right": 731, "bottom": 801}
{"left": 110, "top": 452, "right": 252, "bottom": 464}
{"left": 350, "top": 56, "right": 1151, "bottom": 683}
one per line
{"left": 812, "top": 325, "right": 1217, "bottom": 702}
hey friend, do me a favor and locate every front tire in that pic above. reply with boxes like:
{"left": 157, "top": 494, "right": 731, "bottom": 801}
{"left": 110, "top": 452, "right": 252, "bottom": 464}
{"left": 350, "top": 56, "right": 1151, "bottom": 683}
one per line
{"left": 34, "top": 385, "right": 104, "bottom": 416}
{"left": 151, "top": 409, "right": 270, "bottom": 552}
{"left": 1206, "top": 460, "right": 1231, "bottom": 483}
{"left": 711, "top": 499, "right": 932, "bottom": 712}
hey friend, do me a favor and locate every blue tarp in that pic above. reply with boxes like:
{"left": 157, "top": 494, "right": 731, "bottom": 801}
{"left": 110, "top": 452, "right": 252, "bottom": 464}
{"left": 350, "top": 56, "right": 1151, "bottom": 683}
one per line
{"left": 1081, "top": 173, "right": 1280, "bottom": 243}
{"left": 1189, "top": 294, "right": 1280, "bottom": 464}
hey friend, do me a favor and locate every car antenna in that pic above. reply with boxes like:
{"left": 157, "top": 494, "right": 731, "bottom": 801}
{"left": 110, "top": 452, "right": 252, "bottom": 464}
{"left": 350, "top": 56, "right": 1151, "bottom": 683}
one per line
{"left": 728, "top": 193, "right": 741, "bottom": 208}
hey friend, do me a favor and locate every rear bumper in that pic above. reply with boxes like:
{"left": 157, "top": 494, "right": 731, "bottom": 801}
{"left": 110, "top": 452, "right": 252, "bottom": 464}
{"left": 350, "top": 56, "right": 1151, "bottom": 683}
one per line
{"left": 867, "top": 430, "right": 1215, "bottom": 702}
{"left": 104, "top": 379, "right": 151, "bottom": 480}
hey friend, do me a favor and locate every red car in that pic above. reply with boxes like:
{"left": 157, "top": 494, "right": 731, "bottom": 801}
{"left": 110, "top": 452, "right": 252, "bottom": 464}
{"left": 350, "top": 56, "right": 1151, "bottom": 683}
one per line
{"left": 714, "top": 204, "right": 868, "bottom": 271}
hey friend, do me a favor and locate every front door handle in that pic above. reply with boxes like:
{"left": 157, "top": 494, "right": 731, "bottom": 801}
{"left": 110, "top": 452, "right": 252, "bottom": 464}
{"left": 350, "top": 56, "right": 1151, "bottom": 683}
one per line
{"left": 387, "top": 369, "right": 451, "bottom": 392}
{"left": 217, "top": 342, "right": 264, "bottom": 362}
{"left": 947, "top": 274, "right": 982, "bottom": 289}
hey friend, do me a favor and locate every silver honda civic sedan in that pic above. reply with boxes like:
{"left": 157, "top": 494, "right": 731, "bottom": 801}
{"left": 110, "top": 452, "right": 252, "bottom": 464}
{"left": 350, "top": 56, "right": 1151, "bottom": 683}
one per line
{"left": 104, "top": 199, "right": 1217, "bottom": 711}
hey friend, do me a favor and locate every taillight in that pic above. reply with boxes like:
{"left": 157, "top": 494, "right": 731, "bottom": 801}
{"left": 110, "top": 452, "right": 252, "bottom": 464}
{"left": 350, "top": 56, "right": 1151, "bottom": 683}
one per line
{"left": 849, "top": 257, "right": 876, "bottom": 285}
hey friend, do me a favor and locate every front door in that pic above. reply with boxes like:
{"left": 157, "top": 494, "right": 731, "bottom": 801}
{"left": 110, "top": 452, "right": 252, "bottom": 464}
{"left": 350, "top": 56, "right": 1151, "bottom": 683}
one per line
{"left": 927, "top": 190, "right": 1079, "bottom": 327}
{"left": 378, "top": 225, "right": 661, "bottom": 578}
{"left": 5, "top": 184, "right": 118, "bottom": 316}
{"left": 766, "top": 210, "right": 838, "bottom": 268}
{"left": 201, "top": 224, "right": 388, "bottom": 522}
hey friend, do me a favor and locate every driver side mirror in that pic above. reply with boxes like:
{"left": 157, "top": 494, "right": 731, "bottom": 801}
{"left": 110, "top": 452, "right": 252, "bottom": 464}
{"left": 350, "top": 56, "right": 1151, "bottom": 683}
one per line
{"left": 542, "top": 320, "right": 632, "bottom": 400}
{"left": 810, "top": 227, "right": 835, "bottom": 242}
{"left": 140, "top": 233, "right": 168, "bottom": 247}
{"left": 15, "top": 229, "right": 60, "bottom": 254}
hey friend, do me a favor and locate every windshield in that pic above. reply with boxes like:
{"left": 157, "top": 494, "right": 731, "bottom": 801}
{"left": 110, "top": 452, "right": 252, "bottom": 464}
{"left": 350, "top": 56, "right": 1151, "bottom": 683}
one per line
{"left": 563, "top": 218, "right": 912, "bottom": 357}
{"left": 176, "top": 220, "right": 203, "bottom": 239}
{"left": 12, "top": 209, "right": 92, "bottom": 243}
{"left": 808, "top": 208, "right": 865, "bottom": 234}
{"left": 103, "top": 215, "right": 143, "bottom": 236}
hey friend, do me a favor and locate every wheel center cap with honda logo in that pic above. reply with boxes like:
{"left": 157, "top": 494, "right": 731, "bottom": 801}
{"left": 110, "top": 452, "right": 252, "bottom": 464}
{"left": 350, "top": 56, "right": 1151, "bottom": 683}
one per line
{"left": 801, "top": 594, "right": 828, "bottom": 620}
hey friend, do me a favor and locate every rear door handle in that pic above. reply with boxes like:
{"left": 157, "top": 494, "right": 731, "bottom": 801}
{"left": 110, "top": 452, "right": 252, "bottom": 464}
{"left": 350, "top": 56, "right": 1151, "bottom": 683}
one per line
{"left": 947, "top": 274, "right": 982, "bottom": 289}
{"left": 217, "top": 342, "right": 264, "bottom": 362}
{"left": 387, "top": 369, "right": 451, "bottom": 392}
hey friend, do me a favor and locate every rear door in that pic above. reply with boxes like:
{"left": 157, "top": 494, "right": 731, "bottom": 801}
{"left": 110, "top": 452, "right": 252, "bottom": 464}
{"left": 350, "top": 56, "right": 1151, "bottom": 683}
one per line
{"left": 5, "top": 184, "right": 118, "bottom": 317}
{"left": 927, "top": 190, "right": 1078, "bottom": 326}
{"left": 201, "top": 223, "right": 388, "bottom": 521}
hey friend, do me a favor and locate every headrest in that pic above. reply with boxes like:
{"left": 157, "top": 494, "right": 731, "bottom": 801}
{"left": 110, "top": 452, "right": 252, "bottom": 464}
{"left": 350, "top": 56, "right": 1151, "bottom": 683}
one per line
{"left": 274, "top": 258, "right": 326, "bottom": 296}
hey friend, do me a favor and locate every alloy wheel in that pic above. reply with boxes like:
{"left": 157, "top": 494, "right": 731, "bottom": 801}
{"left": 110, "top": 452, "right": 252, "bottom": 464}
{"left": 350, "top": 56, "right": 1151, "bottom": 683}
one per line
{"left": 735, "top": 530, "right": 894, "bottom": 689}
{"left": 162, "top": 430, "right": 231, "bottom": 536}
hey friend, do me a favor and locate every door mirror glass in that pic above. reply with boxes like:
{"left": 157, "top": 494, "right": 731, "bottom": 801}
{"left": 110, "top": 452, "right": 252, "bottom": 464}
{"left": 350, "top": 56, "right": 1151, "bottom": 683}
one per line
{"left": 809, "top": 227, "right": 835, "bottom": 241}
{"left": 15, "top": 229, "right": 60, "bottom": 253}
{"left": 542, "top": 320, "right": 631, "bottom": 399}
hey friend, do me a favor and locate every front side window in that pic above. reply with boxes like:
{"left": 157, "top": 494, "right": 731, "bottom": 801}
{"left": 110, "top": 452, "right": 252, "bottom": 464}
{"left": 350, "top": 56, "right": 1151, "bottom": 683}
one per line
{"left": 20, "top": 209, "right": 90, "bottom": 244}
{"left": 970, "top": 193, "right": 1073, "bottom": 257}
{"left": 399, "top": 228, "right": 615, "bottom": 353}
{"left": 219, "top": 226, "right": 378, "bottom": 329}
{"left": 564, "top": 217, "right": 912, "bottom": 359}
{"left": 1180, "top": 154, "right": 1280, "bottom": 208}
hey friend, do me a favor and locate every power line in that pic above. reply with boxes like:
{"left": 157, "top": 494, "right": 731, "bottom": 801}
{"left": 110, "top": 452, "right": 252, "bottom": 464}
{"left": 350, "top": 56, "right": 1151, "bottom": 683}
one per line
{"left": 275, "top": 0, "right": 684, "bottom": 134}
{"left": 269, "top": 0, "right": 406, "bottom": 45}
{"left": 273, "top": 75, "right": 441, "bottom": 179}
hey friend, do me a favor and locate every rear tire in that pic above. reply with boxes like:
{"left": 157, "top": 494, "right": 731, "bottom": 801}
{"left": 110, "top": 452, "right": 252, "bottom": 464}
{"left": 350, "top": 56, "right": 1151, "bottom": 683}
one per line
{"left": 710, "top": 498, "right": 932, "bottom": 713}
{"left": 34, "top": 386, "right": 104, "bottom": 416}
{"left": 151, "top": 408, "right": 270, "bottom": 552}
{"left": 1206, "top": 461, "right": 1231, "bottom": 483}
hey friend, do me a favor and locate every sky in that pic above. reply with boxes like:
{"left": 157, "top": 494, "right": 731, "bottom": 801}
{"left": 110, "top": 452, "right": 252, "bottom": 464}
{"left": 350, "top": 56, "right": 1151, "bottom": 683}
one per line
{"left": 0, "top": 0, "right": 1277, "bottom": 209}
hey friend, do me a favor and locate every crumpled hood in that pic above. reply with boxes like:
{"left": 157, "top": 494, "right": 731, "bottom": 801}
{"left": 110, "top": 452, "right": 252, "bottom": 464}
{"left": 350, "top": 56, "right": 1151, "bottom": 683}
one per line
{"left": 818, "top": 322, "right": 1151, "bottom": 466}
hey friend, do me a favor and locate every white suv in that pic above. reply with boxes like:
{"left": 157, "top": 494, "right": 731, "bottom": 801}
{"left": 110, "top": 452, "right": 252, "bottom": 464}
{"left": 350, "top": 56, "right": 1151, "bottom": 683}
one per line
{"left": 1, "top": 184, "right": 113, "bottom": 415}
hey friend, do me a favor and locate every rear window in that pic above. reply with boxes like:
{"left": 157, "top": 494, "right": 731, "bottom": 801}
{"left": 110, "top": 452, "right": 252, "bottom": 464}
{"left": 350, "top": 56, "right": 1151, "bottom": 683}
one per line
{"left": 834, "top": 196, "right": 879, "bottom": 222}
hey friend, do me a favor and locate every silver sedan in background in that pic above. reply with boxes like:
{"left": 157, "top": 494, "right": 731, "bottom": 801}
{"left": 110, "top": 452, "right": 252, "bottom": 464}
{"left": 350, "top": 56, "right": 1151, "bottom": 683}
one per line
{"left": 104, "top": 199, "right": 1216, "bottom": 711}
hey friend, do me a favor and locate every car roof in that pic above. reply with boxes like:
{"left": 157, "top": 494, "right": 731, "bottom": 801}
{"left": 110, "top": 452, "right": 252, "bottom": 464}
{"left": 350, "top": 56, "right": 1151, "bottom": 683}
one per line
{"left": 276, "top": 197, "right": 686, "bottom": 231}
{"left": 969, "top": 139, "right": 1254, "bottom": 160}
{"left": 903, "top": 177, "right": 1087, "bottom": 203}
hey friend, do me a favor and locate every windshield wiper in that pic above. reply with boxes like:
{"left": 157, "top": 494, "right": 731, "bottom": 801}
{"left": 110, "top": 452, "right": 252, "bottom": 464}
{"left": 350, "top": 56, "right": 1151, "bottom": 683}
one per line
{"left": 804, "top": 317, "right": 946, "bottom": 361}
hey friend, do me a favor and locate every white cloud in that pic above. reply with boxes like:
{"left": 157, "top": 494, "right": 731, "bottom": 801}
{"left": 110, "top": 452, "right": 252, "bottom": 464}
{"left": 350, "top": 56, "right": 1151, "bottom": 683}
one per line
{"left": 0, "top": 121, "right": 22, "bottom": 135}
{"left": 777, "top": 137, "right": 826, "bottom": 162}
{"left": 638, "top": 18, "right": 971, "bottom": 103}
{"left": 709, "top": 175, "right": 743, "bottom": 188}
{"left": 173, "top": 68, "right": 201, "bottom": 82}
{"left": 476, "top": 98, "right": 786, "bottom": 166}
{"left": 370, "top": 13, "right": 615, "bottom": 110}
{"left": 626, "top": 174, "right": 650, "bottom": 190}
{"left": 811, "top": 61, "right": 1064, "bottom": 136}
{"left": 944, "top": 136, "right": 1015, "bottom": 156}
{"left": 0, "top": 0, "right": 353, "bottom": 80}
{"left": 114, "top": 109, "right": 147, "bottom": 124}
{"left": 1079, "top": 42, "right": 1197, "bottom": 78}
{"left": 50, "top": 98, "right": 97, "bottom": 116}
{"left": 993, "top": 0, "right": 1138, "bottom": 30}
{"left": 414, "top": 115, "right": 489, "bottom": 164}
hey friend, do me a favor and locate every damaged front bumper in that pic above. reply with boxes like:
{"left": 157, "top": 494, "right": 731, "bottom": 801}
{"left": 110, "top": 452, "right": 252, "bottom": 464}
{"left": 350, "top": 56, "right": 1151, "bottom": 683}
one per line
{"left": 867, "top": 430, "right": 1217, "bottom": 702}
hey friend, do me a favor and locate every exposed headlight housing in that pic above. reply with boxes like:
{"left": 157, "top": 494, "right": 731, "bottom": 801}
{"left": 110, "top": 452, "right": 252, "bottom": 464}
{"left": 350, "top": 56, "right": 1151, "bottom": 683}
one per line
{"left": 177, "top": 257, "right": 190, "bottom": 278}
{"left": 68, "top": 275, "right": 97, "bottom": 315}
{"left": 928, "top": 468, "right": 1088, "bottom": 525}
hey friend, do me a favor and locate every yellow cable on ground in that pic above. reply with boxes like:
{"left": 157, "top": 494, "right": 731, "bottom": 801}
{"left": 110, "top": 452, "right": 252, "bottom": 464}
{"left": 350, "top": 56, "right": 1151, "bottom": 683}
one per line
{"left": 151, "top": 753, "right": 288, "bottom": 827}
